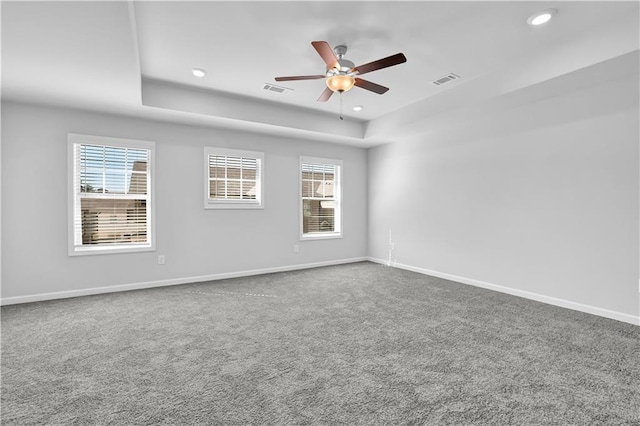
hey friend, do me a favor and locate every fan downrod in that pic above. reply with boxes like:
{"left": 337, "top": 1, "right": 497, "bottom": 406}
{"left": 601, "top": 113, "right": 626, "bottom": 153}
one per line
{"left": 334, "top": 45, "right": 348, "bottom": 58}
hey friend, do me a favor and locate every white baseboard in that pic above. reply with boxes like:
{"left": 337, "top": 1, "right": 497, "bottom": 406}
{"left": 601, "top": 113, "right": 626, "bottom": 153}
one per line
{"left": 0, "top": 257, "right": 368, "bottom": 306}
{"left": 367, "top": 257, "right": 640, "bottom": 326}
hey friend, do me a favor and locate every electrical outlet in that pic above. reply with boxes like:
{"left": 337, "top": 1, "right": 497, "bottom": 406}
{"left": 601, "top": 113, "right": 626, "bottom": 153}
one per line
{"left": 293, "top": 245, "right": 299, "bottom": 253}
{"left": 158, "top": 255, "right": 165, "bottom": 265}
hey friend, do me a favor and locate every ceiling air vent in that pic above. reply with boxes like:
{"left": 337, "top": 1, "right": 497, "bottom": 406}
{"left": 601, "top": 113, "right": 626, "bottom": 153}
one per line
{"left": 432, "top": 73, "right": 460, "bottom": 86}
{"left": 263, "top": 83, "right": 292, "bottom": 94}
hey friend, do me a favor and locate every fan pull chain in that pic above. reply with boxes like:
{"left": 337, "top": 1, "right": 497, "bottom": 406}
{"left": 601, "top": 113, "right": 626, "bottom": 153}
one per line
{"left": 339, "top": 91, "right": 344, "bottom": 120}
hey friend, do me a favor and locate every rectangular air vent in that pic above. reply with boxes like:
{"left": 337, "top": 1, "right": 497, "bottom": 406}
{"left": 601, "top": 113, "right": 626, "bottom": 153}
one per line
{"left": 263, "top": 83, "right": 292, "bottom": 94}
{"left": 432, "top": 73, "right": 460, "bottom": 86}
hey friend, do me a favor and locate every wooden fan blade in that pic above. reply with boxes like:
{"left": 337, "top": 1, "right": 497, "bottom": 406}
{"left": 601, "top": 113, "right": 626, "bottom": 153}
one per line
{"left": 354, "top": 78, "right": 389, "bottom": 94}
{"left": 275, "top": 75, "right": 326, "bottom": 82}
{"left": 311, "top": 41, "right": 339, "bottom": 69}
{"left": 353, "top": 53, "right": 407, "bottom": 75}
{"left": 317, "top": 87, "right": 334, "bottom": 102}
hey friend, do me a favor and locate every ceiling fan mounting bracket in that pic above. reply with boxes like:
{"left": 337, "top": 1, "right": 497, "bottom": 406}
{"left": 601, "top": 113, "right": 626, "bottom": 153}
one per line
{"left": 334, "top": 44, "right": 348, "bottom": 58}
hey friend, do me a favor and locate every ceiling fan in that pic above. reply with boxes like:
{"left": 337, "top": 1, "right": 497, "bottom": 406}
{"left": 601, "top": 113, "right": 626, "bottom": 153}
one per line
{"left": 275, "top": 41, "right": 407, "bottom": 103}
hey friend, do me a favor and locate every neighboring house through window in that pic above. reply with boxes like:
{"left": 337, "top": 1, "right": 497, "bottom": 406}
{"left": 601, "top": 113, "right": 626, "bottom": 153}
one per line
{"left": 204, "top": 147, "right": 264, "bottom": 209}
{"left": 300, "top": 156, "right": 342, "bottom": 239}
{"left": 68, "top": 134, "right": 155, "bottom": 255}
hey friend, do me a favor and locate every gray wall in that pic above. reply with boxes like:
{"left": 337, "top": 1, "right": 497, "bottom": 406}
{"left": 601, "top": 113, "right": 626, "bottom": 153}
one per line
{"left": 1, "top": 102, "right": 368, "bottom": 301}
{"left": 368, "top": 57, "right": 639, "bottom": 323}
{"left": 2, "top": 54, "right": 638, "bottom": 325}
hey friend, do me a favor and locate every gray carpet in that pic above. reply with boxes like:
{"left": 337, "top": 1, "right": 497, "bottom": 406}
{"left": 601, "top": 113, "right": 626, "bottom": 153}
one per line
{"left": 2, "top": 262, "right": 639, "bottom": 425}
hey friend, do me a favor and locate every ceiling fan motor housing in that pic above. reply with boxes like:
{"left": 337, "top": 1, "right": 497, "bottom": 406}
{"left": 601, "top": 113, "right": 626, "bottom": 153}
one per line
{"left": 326, "top": 60, "right": 356, "bottom": 77}
{"left": 327, "top": 45, "right": 356, "bottom": 77}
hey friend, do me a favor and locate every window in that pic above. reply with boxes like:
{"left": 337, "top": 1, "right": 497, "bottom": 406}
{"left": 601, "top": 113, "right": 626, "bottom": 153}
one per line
{"left": 68, "top": 134, "right": 155, "bottom": 255}
{"left": 300, "top": 156, "right": 342, "bottom": 239}
{"left": 204, "top": 147, "right": 264, "bottom": 209}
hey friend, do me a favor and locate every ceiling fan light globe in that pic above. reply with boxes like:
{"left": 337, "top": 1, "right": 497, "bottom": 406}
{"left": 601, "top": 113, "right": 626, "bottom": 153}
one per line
{"left": 326, "top": 75, "right": 355, "bottom": 92}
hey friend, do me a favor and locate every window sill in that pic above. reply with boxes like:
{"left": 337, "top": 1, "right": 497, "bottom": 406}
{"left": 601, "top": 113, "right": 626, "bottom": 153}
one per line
{"left": 204, "top": 202, "right": 264, "bottom": 210}
{"left": 300, "top": 232, "right": 342, "bottom": 241}
{"left": 69, "top": 244, "right": 155, "bottom": 257}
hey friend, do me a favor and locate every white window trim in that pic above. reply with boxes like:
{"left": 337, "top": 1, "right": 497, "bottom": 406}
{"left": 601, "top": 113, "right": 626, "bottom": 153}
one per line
{"left": 67, "top": 133, "right": 156, "bottom": 256}
{"left": 204, "top": 147, "right": 265, "bottom": 210}
{"left": 299, "top": 156, "right": 343, "bottom": 241}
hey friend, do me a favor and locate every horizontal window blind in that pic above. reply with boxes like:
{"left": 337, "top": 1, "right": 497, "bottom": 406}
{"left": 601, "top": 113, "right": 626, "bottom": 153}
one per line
{"left": 301, "top": 163, "right": 335, "bottom": 199}
{"left": 302, "top": 199, "right": 335, "bottom": 233}
{"left": 204, "top": 147, "right": 264, "bottom": 209}
{"left": 208, "top": 155, "right": 259, "bottom": 200}
{"left": 79, "top": 144, "right": 148, "bottom": 195}
{"left": 71, "top": 139, "right": 152, "bottom": 252}
{"left": 80, "top": 199, "right": 147, "bottom": 245}
{"left": 300, "top": 158, "right": 341, "bottom": 236}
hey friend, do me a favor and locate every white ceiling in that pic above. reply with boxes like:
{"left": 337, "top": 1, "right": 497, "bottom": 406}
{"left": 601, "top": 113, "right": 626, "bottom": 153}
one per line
{"left": 2, "top": 1, "right": 639, "bottom": 147}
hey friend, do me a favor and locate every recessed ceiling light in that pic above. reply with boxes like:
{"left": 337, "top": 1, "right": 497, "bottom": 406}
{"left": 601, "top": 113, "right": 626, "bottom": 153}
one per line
{"left": 528, "top": 9, "right": 557, "bottom": 26}
{"left": 192, "top": 68, "right": 206, "bottom": 78}
{"left": 353, "top": 105, "right": 363, "bottom": 112}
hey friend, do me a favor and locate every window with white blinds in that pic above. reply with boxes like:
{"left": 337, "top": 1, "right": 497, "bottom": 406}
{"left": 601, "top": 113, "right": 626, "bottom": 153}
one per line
{"left": 68, "top": 134, "right": 155, "bottom": 255}
{"left": 204, "top": 147, "right": 264, "bottom": 209}
{"left": 300, "top": 156, "right": 342, "bottom": 239}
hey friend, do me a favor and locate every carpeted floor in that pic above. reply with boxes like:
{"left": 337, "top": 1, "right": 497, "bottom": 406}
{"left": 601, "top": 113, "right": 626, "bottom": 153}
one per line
{"left": 2, "top": 262, "right": 639, "bottom": 425}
